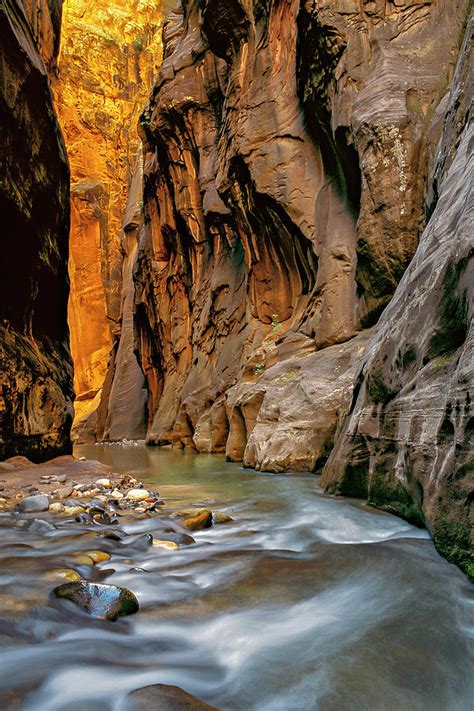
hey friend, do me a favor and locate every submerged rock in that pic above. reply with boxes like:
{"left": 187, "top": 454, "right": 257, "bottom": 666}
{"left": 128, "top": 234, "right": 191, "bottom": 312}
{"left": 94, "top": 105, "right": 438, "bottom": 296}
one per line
{"left": 15, "top": 495, "right": 49, "bottom": 513}
{"left": 45, "top": 569, "right": 81, "bottom": 583}
{"left": 127, "top": 684, "right": 217, "bottom": 710}
{"left": 53, "top": 581, "right": 139, "bottom": 621}
{"left": 182, "top": 511, "right": 213, "bottom": 531}
{"left": 152, "top": 540, "right": 179, "bottom": 551}
{"left": 27, "top": 518, "right": 56, "bottom": 534}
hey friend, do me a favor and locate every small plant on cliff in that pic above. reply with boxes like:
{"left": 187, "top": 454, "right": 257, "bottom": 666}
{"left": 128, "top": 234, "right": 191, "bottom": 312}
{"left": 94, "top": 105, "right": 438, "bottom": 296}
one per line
{"left": 271, "top": 313, "right": 281, "bottom": 331}
{"left": 140, "top": 109, "right": 151, "bottom": 128}
{"left": 254, "top": 362, "right": 265, "bottom": 377}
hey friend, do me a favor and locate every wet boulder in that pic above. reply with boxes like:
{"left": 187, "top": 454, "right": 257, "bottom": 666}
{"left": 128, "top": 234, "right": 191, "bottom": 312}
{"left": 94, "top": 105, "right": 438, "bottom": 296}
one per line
{"left": 127, "top": 684, "right": 217, "bottom": 710}
{"left": 182, "top": 511, "right": 213, "bottom": 531}
{"left": 53, "top": 581, "right": 139, "bottom": 621}
{"left": 27, "top": 518, "right": 56, "bottom": 534}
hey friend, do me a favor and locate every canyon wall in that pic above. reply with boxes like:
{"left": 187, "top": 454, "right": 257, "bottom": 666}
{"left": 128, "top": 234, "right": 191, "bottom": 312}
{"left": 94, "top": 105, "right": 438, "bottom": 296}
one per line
{"left": 134, "top": 0, "right": 472, "bottom": 574}
{"left": 54, "top": 0, "right": 169, "bottom": 440}
{"left": 136, "top": 0, "right": 468, "bottom": 457}
{"left": 0, "top": 0, "right": 73, "bottom": 461}
{"left": 322, "top": 15, "right": 473, "bottom": 579}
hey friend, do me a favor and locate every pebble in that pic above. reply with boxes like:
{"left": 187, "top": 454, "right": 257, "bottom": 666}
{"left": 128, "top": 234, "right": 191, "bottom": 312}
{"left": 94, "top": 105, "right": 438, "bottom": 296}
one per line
{"left": 83, "top": 550, "right": 111, "bottom": 563}
{"left": 49, "top": 503, "right": 64, "bottom": 513}
{"left": 152, "top": 540, "right": 179, "bottom": 551}
{"left": 64, "top": 506, "right": 86, "bottom": 516}
{"left": 127, "top": 684, "right": 217, "bottom": 710}
{"left": 0, "top": 497, "right": 7, "bottom": 504}
{"left": 213, "top": 512, "right": 234, "bottom": 524}
{"left": 57, "top": 474, "right": 67, "bottom": 483}
{"left": 55, "top": 485, "right": 74, "bottom": 498}
{"left": 53, "top": 581, "right": 139, "bottom": 621}
{"left": 45, "top": 569, "right": 81, "bottom": 583}
{"left": 95, "top": 478, "right": 112, "bottom": 489}
{"left": 28, "top": 518, "right": 56, "bottom": 534}
{"left": 110, "top": 489, "right": 124, "bottom": 499}
{"left": 182, "top": 510, "right": 213, "bottom": 531}
{"left": 15, "top": 494, "right": 50, "bottom": 513}
{"left": 71, "top": 553, "right": 95, "bottom": 565}
{"left": 126, "top": 489, "right": 150, "bottom": 501}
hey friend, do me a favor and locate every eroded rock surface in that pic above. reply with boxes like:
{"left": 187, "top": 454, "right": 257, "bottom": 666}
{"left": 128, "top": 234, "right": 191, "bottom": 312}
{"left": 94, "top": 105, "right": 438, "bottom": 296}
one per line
{"left": 135, "top": 0, "right": 469, "bottom": 474}
{"left": 322, "top": 16, "right": 474, "bottom": 579}
{"left": 0, "top": 0, "right": 73, "bottom": 462}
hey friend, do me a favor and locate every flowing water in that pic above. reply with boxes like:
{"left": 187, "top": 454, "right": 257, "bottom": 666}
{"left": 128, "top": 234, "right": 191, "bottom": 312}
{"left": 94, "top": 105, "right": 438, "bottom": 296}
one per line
{"left": 0, "top": 444, "right": 472, "bottom": 710}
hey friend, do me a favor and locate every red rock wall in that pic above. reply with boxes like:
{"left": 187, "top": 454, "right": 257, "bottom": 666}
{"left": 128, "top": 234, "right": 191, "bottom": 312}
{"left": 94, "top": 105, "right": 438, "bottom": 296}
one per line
{"left": 0, "top": 0, "right": 73, "bottom": 461}
{"left": 135, "top": 0, "right": 469, "bottom": 466}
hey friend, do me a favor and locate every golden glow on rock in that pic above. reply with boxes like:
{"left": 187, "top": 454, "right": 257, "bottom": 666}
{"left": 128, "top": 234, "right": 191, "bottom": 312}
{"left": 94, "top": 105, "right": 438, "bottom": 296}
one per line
{"left": 55, "top": 0, "right": 166, "bottom": 431}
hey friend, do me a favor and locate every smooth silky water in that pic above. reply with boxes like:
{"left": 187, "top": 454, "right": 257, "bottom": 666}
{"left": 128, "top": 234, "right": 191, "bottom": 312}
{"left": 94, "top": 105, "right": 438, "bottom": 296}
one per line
{"left": 0, "top": 444, "right": 472, "bottom": 710}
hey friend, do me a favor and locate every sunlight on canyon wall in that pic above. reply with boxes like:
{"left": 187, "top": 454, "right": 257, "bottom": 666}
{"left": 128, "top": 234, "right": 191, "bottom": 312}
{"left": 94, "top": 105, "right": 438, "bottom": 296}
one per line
{"left": 54, "top": 0, "right": 167, "bottom": 435}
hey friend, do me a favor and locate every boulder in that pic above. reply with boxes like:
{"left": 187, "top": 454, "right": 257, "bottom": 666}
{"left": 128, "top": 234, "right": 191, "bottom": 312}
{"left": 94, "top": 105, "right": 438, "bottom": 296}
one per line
{"left": 53, "top": 581, "right": 139, "bottom": 621}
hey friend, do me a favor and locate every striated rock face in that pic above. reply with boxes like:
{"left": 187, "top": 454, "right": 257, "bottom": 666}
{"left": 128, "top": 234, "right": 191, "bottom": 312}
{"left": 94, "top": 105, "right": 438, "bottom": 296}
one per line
{"left": 54, "top": 0, "right": 167, "bottom": 438}
{"left": 0, "top": 0, "right": 73, "bottom": 461}
{"left": 135, "top": 0, "right": 469, "bottom": 476}
{"left": 322, "top": 18, "right": 474, "bottom": 579}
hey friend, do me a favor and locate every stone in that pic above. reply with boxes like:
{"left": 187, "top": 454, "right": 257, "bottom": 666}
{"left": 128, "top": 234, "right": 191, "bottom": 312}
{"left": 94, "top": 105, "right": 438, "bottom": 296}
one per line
{"left": 182, "top": 511, "right": 213, "bottom": 531}
{"left": 45, "top": 569, "right": 81, "bottom": 583}
{"left": 152, "top": 540, "right": 179, "bottom": 551}
{"left": 126, "top": 489, "right": 150, "bottom": 501}
{"left": 55, "top": 485, "right": 74, "bottom": 498}
{"left": 64, "top": 506, "right": 87, "bottom": 516}
{"left": 49, "top": 503, "right": 65, "bottom": 514}
{"left": 82, "top": 550, "right": 111, "bottom": 563}
{"left": 110, "top": 490, "right": 124, "bottom": 499}
{"left": 15, "top": 495, "right": 50, "bottom": 513}
{"left": 71, "top": 553, "right": 95, "bottom": 565}
{"left": 28, "top": 519, "right": 56, "bottom": 534}
{"left": 95, "top": 479, "right": 112, "bottom": 489}
{"left": 213, "top": 512, "right": 234, "bottom": 525}
{"left": 53, "top": 581, "right": 139, "bottom": 621}
{"left": 127, "top": 684, "right": 217, "bottom": 710}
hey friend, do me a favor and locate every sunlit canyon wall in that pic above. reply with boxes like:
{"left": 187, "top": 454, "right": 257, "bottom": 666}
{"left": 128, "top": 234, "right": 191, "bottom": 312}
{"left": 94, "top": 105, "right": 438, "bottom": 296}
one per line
{"left": 54, "top": 0, "right": 168, "bottom": 441}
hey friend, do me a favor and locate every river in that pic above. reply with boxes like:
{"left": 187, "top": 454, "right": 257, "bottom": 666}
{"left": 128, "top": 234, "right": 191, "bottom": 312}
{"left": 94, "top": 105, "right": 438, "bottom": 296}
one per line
{"left": 0, "top": 443, "right": 472, "bottom": 710}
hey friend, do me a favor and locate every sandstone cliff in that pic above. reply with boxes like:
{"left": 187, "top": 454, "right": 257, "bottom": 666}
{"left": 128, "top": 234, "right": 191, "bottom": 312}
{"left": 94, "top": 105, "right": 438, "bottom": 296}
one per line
{"left": 322, "top": 15, "right": 473, "bottom": 579}
{"left": 136, "top": 0, "right": 469, "bottom": 475}
{"left": 0, "top": 0, "right": 73, "bottom": 461}
{"left": 54, "top": 0, "right": 167, "bottom": 440}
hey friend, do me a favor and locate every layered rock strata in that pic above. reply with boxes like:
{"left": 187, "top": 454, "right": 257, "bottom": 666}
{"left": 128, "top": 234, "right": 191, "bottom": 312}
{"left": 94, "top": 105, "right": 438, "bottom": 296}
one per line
{"left": 135, "top": 0, "right": 469, "bottom": 479}
{"left": 322, "top": 15, "right": 474, "bottom": 579}
{"left": 0, "top": 0, "right": 73, "bottom": 461}
{"left": 54, "top": 0, "right": 166, "bottom": 438}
